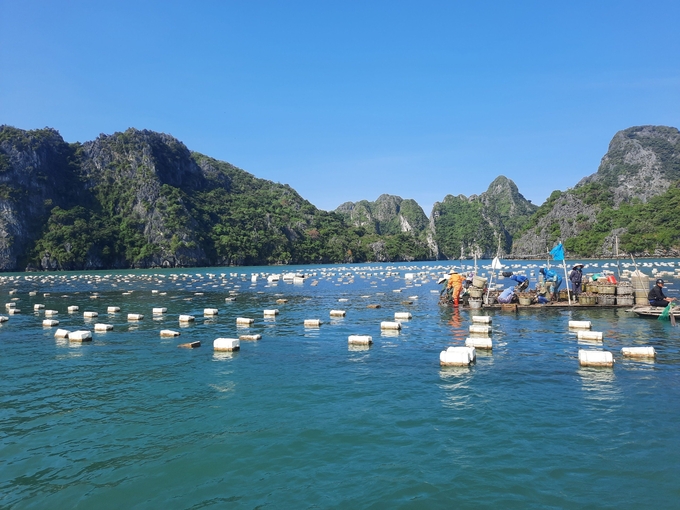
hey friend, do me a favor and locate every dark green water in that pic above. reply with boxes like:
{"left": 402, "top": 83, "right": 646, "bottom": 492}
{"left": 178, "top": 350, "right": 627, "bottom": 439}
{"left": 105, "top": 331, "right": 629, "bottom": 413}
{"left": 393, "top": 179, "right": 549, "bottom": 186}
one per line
{"left": 1, "top": 260, "right": 679, "bottom": 508}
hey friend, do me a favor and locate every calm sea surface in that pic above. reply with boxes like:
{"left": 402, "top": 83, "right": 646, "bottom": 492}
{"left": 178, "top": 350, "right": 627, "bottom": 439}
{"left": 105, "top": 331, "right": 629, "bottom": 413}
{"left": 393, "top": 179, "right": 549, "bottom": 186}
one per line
{"left": 1, "top": 259, "right": 679, "bottom": 509}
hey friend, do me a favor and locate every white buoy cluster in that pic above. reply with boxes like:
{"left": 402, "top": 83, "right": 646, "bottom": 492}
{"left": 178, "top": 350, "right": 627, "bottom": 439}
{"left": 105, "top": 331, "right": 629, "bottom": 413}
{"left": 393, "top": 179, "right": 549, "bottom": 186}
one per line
{"left": 0, "top": 260, "right": 671, "bottom": 362}
{"left": 440, "top": 315, "right": 493, "bottom": 366}
{"left": 570, "top": 319, "right": 656, "bottom": 367}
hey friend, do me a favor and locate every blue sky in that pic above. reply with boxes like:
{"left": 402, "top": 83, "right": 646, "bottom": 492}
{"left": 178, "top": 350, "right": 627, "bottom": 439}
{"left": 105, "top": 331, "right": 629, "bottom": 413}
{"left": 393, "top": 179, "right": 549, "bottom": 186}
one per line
{"left": 1, "top": 1, "right": 678, "bottom": 215}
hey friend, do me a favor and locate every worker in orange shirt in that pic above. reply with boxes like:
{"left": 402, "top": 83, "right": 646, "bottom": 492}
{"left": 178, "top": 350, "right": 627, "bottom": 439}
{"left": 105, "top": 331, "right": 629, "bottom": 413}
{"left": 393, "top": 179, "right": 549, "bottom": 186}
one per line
{"left": 447, "top": 269, "right": 464, "bottom": 307}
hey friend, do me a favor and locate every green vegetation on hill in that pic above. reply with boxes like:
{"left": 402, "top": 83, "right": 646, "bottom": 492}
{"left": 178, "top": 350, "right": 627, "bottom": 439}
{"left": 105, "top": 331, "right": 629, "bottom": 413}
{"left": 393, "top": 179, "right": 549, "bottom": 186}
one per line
{"left": 2, "top": 124, "right": 680, "bottom": 270}
{"left": 564, "top": 182, "right": 680, "bottom": 255}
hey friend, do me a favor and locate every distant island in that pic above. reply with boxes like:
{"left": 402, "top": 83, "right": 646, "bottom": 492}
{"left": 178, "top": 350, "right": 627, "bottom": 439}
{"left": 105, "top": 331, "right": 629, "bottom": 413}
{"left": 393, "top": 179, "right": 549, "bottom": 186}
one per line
{"left": 0, "top": 124, "right": 678, "bottom": 271}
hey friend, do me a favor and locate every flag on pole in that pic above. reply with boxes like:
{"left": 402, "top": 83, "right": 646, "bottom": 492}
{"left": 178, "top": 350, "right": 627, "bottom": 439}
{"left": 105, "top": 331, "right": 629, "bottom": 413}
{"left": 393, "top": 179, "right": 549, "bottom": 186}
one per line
{"left": 550, "top": 243, "right": 565, "bottom": 261}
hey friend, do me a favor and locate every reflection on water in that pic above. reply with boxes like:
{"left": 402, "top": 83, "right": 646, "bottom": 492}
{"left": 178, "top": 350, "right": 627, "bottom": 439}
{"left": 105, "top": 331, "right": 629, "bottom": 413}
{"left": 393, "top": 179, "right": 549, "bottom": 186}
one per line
{"left": 212, "top": 351, "right": 236, "bottom": 361}
{"left": 579, "top": 367, "right": 621, "bottom": 405}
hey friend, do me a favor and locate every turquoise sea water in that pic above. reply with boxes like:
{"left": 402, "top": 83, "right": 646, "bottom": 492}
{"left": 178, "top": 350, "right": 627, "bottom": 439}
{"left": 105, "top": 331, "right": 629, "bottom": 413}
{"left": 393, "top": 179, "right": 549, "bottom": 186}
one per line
{"left": 1, "top": 260, "right": 680, "bottom": 509}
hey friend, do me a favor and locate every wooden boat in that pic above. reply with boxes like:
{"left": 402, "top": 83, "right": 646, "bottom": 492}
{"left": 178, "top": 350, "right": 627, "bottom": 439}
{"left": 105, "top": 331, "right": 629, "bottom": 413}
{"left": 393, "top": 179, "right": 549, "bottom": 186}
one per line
{"left": 629, "top": 305, "right": 680, "bottom": 318}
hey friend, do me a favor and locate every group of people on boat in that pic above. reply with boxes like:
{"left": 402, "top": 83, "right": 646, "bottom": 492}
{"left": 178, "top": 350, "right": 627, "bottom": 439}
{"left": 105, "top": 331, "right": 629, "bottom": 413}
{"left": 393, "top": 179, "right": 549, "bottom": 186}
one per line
{"left": 439, "top": 262, "right": 618, "bottom": 307}
{"left": 440, "top": 263, "right": 677, "bottom": 309}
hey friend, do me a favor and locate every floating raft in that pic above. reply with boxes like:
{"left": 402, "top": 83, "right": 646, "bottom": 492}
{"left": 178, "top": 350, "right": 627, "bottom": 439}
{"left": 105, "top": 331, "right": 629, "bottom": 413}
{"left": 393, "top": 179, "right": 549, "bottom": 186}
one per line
{"left": 630, "top": 306, "right": 680, "bottom": 318}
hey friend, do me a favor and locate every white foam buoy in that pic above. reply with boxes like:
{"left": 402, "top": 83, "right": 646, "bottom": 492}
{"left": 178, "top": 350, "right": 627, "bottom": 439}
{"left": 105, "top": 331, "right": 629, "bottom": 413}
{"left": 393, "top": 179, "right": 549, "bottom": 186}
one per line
{"left": 42, "top": 319, "right": 59, "bottom": 327}
{"left": 83, "top": 311, "right": 98, "bottom": 318}
{"left": 380, "top": 321, "right": 401, "bottom": 330}
{"left": 160, "top": 329, "right": 181, "bottom": 337}
{"left": 394, "top": 312, "right": 412, "bottom": 320}
{"left": 578, "top": 349, "right": 614, "bottom": 367}
{"left": 236, "top": 317, "right": 254, "bottom": 325}
{"left": 263, "top": 309, "right": 279, "bottom": 316}
{"left": 214, "top": 338, "right": 240, "bottom": 351}
{"left": 44, "top": 310, "right": 58, "bottom": 316}
{"left": 465, "top": 337, "right": 493, "bottom": 350}
{"left": 34, "top": 304, "right": 45, "bottom": 310}
{"left": 67, "top": 305, "right": 79, "bottom": 312}
{"left": 127, "top": 313, "right": 144, "bottom": 321}
{"left": 304, "top": 319, "right": 322, "bottom": 327}
{"left": 0, "top": 316, "right": 8, "bottom": 322}
{"left": 577, "top": 331, "right": 603, "bottom": 341}
{"left": 471, "top": 316, "right": 492, "bottom": 324}
{"left": 107, "top": 306, "right": 120, "bottom": 313}
{"left": 153, "top": 307, "right": 167, "bottom": 314}
{"left": 204, "top": 308, "right": 219, "bottom": 316}
{"left": 440, "top": 346, "right": 476, "bottom": 366}
{"left": 469, "top": 324, "right": 491, "bottom": 335}
{"left": 348, "top": 335, "right": 372, "bottom": 345}
{"left": 68, "top": 330, "right": 92, "bottom": 342}
{"left": 621, "top": 346, "right": 656, "bottom": 358}
{"left": 178, "top": 315, "right": 195, "bottom": 322}
{"left": 239, "top": 334, "right": 262, "bottom": 341}
{"left": 5, "top": 303, "right": 16, "bottom": 309}
{"left": 569, "top": 320, "right": 592, "bottom": 329}
{"left": 330, "top": 310, "right": 346, "bottom": 317}
{"left": 94, "top": 323, "right": 113, "bottom": 331}
{"left": 54, "top": 329, "right": 70, "bottom": 338}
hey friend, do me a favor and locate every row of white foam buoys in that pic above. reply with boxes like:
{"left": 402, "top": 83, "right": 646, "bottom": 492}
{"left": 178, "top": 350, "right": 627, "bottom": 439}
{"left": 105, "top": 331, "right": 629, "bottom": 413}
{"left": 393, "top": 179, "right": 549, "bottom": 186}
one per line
{"left": 440, "top": 315, "right": 493, "bottom": 365}
{"left": 571, "top": 319, "right": 657, "bottom": 366}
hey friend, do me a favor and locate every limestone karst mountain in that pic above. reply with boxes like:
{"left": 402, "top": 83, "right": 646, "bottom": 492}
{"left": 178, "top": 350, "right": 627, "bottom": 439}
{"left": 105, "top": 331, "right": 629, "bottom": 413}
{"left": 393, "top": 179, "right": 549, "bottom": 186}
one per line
{"left": 511, "top": 125, "right": 680, "bottom": 257}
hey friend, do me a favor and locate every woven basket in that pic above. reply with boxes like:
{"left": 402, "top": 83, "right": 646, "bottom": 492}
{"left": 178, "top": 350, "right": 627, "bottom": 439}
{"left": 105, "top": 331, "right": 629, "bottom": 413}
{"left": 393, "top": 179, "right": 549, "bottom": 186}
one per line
{"left": 468, "top": 287, "right": 484, "bottom": 298}
{"left": 616, "top": 283, "right": 633, "bottom": 296}
{"left": 578, "top": 295, "right": 597, "bottom": 305}
{"left": 597, "top": 294, "right": 616, "bottom": 305}
{"left": 617, "top": 296, "right": 634, "bottom": 306}
{"left": 469, "top": 299, "right": 483, "bottom": 309}
{"left": 598, "top": 285, "right": 616, "bottom": 295}
{"left": 518, "top": 297, "right": 533, "bottom": 306}
{"left": 472, "top": 276, "right": 487, "bottom": 289}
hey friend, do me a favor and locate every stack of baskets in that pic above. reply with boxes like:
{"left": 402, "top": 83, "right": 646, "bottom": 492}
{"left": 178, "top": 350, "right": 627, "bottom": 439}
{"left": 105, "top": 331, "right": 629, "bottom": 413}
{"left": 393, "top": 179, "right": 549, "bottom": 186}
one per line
{"left": 578, "top": 293, "right": 597, "bottom": 305}
{"left": 596, "top": 281, "right": 617, "bottom": 305}
{"left": 468, "top": 276, "right": 487, "bottom": 308}
{"left": 616, "top": 282, "right": 634, "bottom": 306}
{"left": 631, "top": 273, "right": 650, "bottom": 305}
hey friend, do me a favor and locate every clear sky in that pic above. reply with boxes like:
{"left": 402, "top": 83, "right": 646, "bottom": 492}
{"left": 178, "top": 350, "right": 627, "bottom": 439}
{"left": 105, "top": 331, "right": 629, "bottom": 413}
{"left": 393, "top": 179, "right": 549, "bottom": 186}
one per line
{"left": 1, "top": 1, "right": 678, "bottom": 215}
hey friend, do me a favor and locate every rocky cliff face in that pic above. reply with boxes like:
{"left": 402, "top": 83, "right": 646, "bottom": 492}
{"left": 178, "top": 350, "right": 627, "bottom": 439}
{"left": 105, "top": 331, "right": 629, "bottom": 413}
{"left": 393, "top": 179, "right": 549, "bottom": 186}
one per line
{"left": 430, "top": 176, "right": 537, "bottom": 259}
{"left": 511, "top": 125, "right": 680, "bottom": 257}
{"left": 335, "top": 194, "right": 429, "bottom": 235}
{"left": 79, "top": 129, "right": 212, "bottom": 267}
{"left": 0, "top": 127, "right": 89, "bottom": 270}
{"left": 578, "top": 125, "right": 680, "bottom": 205}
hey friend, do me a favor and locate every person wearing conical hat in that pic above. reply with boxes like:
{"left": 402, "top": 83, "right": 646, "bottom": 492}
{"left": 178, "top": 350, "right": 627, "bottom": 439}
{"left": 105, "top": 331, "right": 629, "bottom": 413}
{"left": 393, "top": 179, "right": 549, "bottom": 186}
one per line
{"left": 447, "top": 269, "right": 464, "bottom": 307}
{"left": 569, "top": 264, "right": 584, "bottom": 297}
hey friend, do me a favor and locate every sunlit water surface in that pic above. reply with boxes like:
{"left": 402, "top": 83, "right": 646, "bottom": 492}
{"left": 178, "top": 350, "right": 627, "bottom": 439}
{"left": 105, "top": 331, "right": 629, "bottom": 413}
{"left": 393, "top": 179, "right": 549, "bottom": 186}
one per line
{"left": 1, "top": 259, "right": 679, "bottom": 508}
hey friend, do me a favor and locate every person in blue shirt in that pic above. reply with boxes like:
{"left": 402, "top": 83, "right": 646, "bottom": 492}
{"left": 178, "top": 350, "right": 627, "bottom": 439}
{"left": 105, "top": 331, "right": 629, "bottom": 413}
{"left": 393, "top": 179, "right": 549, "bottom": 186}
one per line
{"left": 509, "top": 274, "right": 529, "bottom": 292}
{"left": 539, "top": 267, "right": 562, "bottom": 301}
{"left": 497, "top": 286, "right": 516, "bottom": 304}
